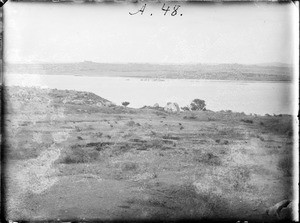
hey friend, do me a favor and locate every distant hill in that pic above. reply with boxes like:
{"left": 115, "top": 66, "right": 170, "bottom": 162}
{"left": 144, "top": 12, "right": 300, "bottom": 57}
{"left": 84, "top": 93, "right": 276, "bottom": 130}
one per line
{"left": 256, "top": 62, "right": 292, "bottom": 67}
{"left": 4, "top": 62, "right": 294, "bottom": 81}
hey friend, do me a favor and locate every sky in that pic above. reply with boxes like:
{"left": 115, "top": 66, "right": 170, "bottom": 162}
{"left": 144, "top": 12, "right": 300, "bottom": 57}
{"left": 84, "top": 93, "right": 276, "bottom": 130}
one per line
{"left": 3, "top": 1, "right": 298, "bottom": 64}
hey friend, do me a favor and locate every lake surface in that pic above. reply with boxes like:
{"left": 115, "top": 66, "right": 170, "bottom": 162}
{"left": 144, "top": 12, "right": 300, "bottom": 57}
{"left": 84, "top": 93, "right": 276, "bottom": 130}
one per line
{"left": 5, "top": 74, "right": 296, "bottom": 115}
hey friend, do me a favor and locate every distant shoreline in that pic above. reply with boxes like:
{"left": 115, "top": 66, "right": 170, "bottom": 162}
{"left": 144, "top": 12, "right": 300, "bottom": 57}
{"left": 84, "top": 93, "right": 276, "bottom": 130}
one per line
{"left": 5, "top": 62, "right": 293, "bottom": 82}
{"left": 5, "top": 72, "right": 293, "bottom": 83}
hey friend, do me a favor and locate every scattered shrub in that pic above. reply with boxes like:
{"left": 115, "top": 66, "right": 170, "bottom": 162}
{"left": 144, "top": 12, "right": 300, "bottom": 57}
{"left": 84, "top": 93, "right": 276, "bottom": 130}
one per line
{"left": 154, "top": 110, "right": 168, "bottom": 116}
{"left": 223, "top": 140, "right": 229, "bottom": 145}
{"left": 258, "top": 135, "right": 265, "bottom": 141}
{"left": 150, "top": 131, "right": 156, "bottom": 136}
{"left": 148, "top": 139, "right": 164, "bottom": 149}
{"left": 161, "top": 146, "right": 175, "bottom": 150}
{"left": 126, "top": 120, "right": 136, "bottom": 127}
{"left": 215, "top": 139, "right": 228, "bottom": 145}
{"left": 130, "top": 138, "right": 147, "bottom": 143}
{"left": 119, "top": 143, "right": 130, "bottom": 152}
{"left": 95, "top": 132, "right": 103, "bottom": 137}
{"left": 86, "top": 141, "right": 112, "bottom": 151}
{"left": 162, "top": 134, "right": 180, "bottom": 140}
{"left": 60, "top": 144, "right": 99, "bottom": 164}
{"left": 75, "top": 126, "right": 82, "bottom": 132}
{"left": 183, "top": 114, "right": 197, "bottom": 120}
{"left": 277, "top": 155, "right": 293, "bottom": 176}
{"left": 195, "top": 152, "right": 222, "bottom": 166}
{"left": 181, "top": 106, "right": 190, "bottom": 111}
{"left": 208, "top": 117, "right": 216, "bottom": 121}
{"left": 121, "top": 162, "right": 139, "bottom": 171}
{"left": 286, "top": 131, "right": 293, "bottom": 137}
{"left": 241, "top": 119, "right": 253, "bottom": 124}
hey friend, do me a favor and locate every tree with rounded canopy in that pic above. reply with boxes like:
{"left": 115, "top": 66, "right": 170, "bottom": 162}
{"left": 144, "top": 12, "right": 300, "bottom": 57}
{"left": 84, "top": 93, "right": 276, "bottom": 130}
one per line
{"left": 190, "top": 99, "right": 206, "bottom": 111}
{"left": 122, "top": 101, "right": 130, "bottom": 107}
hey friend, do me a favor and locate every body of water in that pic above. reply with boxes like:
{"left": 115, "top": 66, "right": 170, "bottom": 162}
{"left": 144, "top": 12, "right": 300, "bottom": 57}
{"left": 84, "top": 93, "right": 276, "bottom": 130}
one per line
{"left": 5, "top": 74, "right": 295, "bottom": 115}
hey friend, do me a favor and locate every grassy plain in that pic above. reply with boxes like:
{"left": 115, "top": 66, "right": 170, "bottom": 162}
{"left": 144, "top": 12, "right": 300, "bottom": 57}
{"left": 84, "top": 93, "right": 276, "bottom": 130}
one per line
{"left": 3, "top": 86, "right": 294, "bottom": 221}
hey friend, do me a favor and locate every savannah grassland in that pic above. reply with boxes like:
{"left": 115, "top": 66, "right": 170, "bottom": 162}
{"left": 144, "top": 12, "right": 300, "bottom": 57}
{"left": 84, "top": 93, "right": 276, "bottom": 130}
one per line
{"left": 3, "top": 86, "right": 294, "bottom": 221}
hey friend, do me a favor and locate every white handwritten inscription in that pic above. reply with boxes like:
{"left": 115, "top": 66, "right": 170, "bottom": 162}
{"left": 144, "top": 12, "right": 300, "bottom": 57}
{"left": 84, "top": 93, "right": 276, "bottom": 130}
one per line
{"left": 129, "top": 3, "right": 182, "bottom": 16}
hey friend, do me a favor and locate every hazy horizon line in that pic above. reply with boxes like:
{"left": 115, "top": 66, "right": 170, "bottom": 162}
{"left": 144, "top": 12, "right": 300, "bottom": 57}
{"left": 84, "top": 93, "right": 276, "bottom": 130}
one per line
{"left": 5, "top": 61, "right": 293, "bottom": 67}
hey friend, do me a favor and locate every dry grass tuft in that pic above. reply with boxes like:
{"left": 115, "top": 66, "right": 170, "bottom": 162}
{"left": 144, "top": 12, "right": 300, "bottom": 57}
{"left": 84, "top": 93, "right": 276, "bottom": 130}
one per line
{"left": 195, "top": 152, "right": 222, "bottom": 166}
{"left": 60, "top": 144, "right": 99, "bottom": 164}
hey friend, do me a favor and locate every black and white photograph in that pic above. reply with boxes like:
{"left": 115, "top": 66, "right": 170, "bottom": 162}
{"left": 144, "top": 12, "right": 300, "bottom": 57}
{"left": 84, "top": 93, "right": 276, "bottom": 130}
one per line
{"left": 1, "top": 1, "right": 299, "bottom": 221}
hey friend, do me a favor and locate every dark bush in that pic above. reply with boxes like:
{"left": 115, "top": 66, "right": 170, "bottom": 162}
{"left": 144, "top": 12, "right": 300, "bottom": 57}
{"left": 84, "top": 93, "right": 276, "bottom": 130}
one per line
{"left": 122, "top": 101, "right": 130, "bottom": 107}
{"left": 61, "top": 145, "right": 99, "bottom": 164}
{"left": 195, "top": 152, "right": 222, "bottom": 166}
{"left": 241, "top": 119, "right": 253, "bottom": 124}
{"left": 181, "top": 106, "right": 190, "bottom": 111}
{"left": 278, "top": 155, "right": 293, "bottom": 176}
{"left": 183, "top": 114, "right": 197, "bottom": 120}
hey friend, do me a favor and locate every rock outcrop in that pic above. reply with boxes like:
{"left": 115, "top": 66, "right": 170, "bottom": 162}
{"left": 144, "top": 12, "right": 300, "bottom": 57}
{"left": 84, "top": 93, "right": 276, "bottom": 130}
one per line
{"left": 153, "top": 103, "right": 159, "bottom": 108}
{"left": 266, "top": 199, "right": 293, "bottom": 220}
{"left": 4, "top": 86, "right": 113, "bottom": 114}
{"left": 164, "top": 102, "right": 180, "bottom": 113}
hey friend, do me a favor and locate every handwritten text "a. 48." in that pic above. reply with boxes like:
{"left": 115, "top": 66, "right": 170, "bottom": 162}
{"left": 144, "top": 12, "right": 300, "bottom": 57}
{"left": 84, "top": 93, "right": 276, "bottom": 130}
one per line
{"left": 129, "top": 4, "right": 182, "bottom": 16}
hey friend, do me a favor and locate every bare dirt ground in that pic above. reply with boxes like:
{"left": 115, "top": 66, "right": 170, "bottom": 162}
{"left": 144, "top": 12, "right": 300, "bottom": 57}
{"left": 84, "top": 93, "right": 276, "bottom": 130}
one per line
{"left": 3, "top": 86, "right": 295, "bottom": 221}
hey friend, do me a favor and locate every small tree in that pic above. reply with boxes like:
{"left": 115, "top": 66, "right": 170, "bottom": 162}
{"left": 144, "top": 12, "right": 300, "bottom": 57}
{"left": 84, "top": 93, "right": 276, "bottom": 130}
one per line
{"left": 122, "top": 101, "right": 130, "bottom": 107}
{"left": 190, "top": 99, "right": 206, "bottom": 111}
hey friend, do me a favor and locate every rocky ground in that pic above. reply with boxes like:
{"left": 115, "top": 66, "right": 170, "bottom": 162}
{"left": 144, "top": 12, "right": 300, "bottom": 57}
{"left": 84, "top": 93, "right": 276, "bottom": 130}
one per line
{"left": 2, "top": 86, "right": 295, "bottom": 221}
